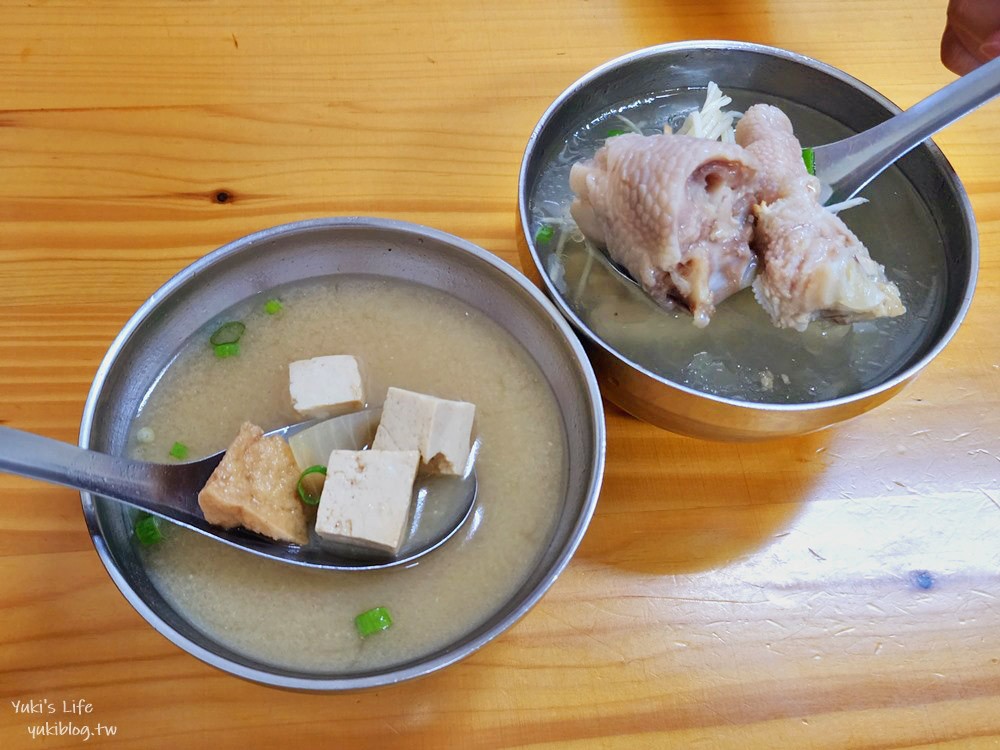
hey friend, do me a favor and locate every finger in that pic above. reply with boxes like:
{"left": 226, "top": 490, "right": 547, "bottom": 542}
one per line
{"left": 980, "top": 30, "right": 1000, "bottom": 61}
{"left": 941, "top": 26, "right": 984, "bottom": 74}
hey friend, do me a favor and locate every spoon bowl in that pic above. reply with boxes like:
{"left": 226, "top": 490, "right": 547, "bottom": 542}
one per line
{"left": 572, "top": 53, "right": 1000, "bottom": 300}
{"left": 0, "top": 420, "right": 479, "bottom": 570}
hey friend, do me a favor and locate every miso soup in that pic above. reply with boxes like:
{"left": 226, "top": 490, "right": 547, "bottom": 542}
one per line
{"left": 130, "top": 276, "right": 567, "bottom": 673}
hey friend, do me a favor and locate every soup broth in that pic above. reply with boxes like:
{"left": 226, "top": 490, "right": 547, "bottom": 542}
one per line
{"left": 130, "top": 276, "right": 567, "bottom": 673}
{"left": 528, "top": 87, "right": 947, "bottom": 404}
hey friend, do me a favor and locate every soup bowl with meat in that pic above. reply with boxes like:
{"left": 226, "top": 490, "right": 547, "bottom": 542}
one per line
{"left": 518, "top": 41, "right": 978, "bottom": 440}
{"left": 80, "top": 217, "right": 605, "bottom": 690}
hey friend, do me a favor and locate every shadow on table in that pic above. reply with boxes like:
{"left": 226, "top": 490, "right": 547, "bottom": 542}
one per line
{"left": 577, "top": 402, "right": 831, "bottom": 575}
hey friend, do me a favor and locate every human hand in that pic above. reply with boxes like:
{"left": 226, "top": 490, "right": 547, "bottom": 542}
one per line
{"left": 941, "top": 0, "right": 1000, "bottom": 74}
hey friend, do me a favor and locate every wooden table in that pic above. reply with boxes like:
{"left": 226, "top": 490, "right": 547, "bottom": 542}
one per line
{"left": 2, "top": 1, "right": 998, "bottom": 747}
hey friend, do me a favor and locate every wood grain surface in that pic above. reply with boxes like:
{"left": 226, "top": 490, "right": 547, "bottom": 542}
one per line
{"left": 2, "top": 1, "right": 999, "bottom": 747}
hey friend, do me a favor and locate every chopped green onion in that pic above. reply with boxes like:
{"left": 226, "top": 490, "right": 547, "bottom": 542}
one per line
{"left": 168, "top": 441, "right": 188, "bottom": 460}
{"left": 606, "top": 128, "right": 627, "bottom": 138}
{"left": 802, "top": 147, "right": 816, "bottom": 176}
{"left": 209, "top": 321, "right": 245, "bottom": 346}
{"left": 355, "top": 606, "right": 393, "bottom": 637}
{"left": 213, "top": 342, "right": 240, "bottom": 358}
{"left": 134, "top": 514, "right": 163, "bottom": 546}
{"left": 535, "top": 224, "right": 555, "bottom": 244}
{"left": 263, "top": 298, "right": 283, "bottom": 315}
{"left": 296, "top": 464, "right": 327, "bottom": 506}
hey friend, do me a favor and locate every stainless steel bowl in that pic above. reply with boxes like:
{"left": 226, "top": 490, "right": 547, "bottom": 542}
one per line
{"left": 518, "top": 41, "right": 978, "bottom": 440}
{"left": 80, "top": 217, "right": 605, "bottom": 690}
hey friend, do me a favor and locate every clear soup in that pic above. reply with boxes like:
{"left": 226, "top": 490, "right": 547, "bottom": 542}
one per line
{"left": 528, "top": 87, "right": 947, "bottom": 404}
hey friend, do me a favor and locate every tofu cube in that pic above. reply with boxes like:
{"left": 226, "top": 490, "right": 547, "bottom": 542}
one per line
{"left": 288, "top": 355, "right": 364, "bottom": 419}
{"left": 372, "top": 387, "right": 475, "bottom": 475}
{"left": 198, "top": 422, "right": 309, "bottom": 545}
{"left": 314, "top": 450, "right": 420, "bottom": 553}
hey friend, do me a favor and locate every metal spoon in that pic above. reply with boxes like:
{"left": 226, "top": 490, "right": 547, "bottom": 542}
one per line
{"left": 811, "top": 55, "right": 1000, "bottom": 205}
{"left": 0, "top": 422, "right": 478, "bottom": 571}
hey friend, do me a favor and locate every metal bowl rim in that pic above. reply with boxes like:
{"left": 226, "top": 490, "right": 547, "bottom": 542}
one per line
{"left": 517, "top": 39, "right": 979, "bottom": 414}
{"left": 78, "top": 215, "right": 607, "bottom": 691}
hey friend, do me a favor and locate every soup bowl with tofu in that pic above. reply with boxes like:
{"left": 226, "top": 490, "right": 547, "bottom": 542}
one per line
{"left": 80, "top": 217, "right": 605, "bottom": 690}
{"left": 518, "top": 41, "right": 978, "bottom": 440}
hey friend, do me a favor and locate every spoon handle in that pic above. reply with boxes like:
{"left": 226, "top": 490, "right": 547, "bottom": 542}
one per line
{"left": 813, "top": 56, "right": 1000, "bottom": 204}
{"left": 0, "top": 426, "right": 186, "bottom": 517}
